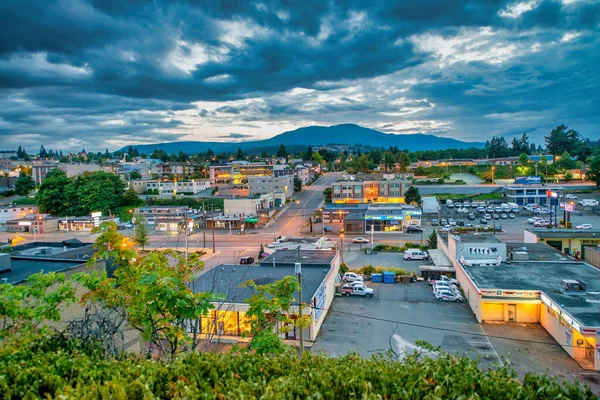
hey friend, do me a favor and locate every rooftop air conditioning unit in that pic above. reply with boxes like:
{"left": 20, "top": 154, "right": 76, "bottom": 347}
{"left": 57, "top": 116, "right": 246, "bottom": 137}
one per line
{"left": 561, "top": 279, "right": 586, "bottom": 292}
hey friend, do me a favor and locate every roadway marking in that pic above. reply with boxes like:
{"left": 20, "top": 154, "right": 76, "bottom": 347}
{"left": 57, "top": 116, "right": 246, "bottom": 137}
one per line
{"left": 477, "top": 324, "right": 503, "bottom": 365}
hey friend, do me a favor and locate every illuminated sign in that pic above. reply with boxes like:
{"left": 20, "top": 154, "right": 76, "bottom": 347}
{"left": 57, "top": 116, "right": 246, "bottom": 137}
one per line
{"left": 365, "top": 215, "right": 403, "bottom": 221}
{"left": 18, "top": 221, "right": 32, "bottom": 226}
{"left": 559, "top": 202, "right": 575, "bottom": 212}
{"left": 515, "top": 176, "right": 542, "bottom": 185}
{"left": 91, "top": 212, "right": 102, "bottom": 218}
{"left": 546, "top": 190, "right": 559, "bottom": 198}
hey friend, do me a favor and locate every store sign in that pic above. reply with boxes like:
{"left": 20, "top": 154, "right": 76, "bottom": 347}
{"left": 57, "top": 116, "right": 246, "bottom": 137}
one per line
{"left": 18, "top": 221, "right": 32, "bottom": 226}
{"left": 365, "top": 215, "right": 404, "bottom": 221}
{"left": 515, "top": 176, "right": 542, "bottom": 185}
{"left": 542, "top": 293, "right": 583, "bottom": 333}
{"left": 313, "top": 281, "right": 326, "bottom": 322}
{"left": 91, "top": 211, "right": 102, "bottom": 227}
{"left": 559, "top": 202, "right": 575, "bottom": 212}
{"left": 481, "top": 289, "right": 539, "bottom": 298}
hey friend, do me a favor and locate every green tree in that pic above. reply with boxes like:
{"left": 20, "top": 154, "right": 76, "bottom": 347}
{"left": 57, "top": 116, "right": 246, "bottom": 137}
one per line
{"left": 133, "top": 214, "right": 149, "bottom": 250}
{"left": 564, "top": 171, "right": 573, "bottom": 181}
{"left": 35, "top": 169, "right": 70, "bottom": 215}
{"left": 14, "top": 174, "right": 35, "bottom": 195}
{"left": 0, "top": 272, "right": 76, "bottom": 338}
{"left": 276, "top": 144, "right": 288, "bottom": 158}
{"left": 243, "top": 275, "right": 310, "bottom": 355}
{"left": 357, "top": 154, "right": 370, "bottom": 173}
{"left": 404, "top": 186, "right": 421, "bottom": 205}
{"left": 544, "top": 124, "right": 582, "bottom": 156}
{"left": 312, "top": 151, "right": 323, "bottom": 165}
{"left": 122, "top": 188, "right": 143, "bottom": 206}
{"left": 128, "top": 170, "right": 142, "bottom": 180}
{"left": 587, "top": 155, "right": 600, "bottom": 186}
{"left": 75, "top": 222, "right": 214, "bottom": 360}
{"left": 516, "top": 153, "right": 531, "bottom": 175}
{"left": 489, "top": 136, "right": 510, "bottom": 158}
{"left": 294, "top": 177, "right": 302, "bottom": 192}
{"left": 67, "top": 171, "right": 126, "bottom": 216}
{"left": 427, "top": 230, "right": 437, "bottom": 249}
{"left": 236, "top": 148, "right": 244, "bottom": 160}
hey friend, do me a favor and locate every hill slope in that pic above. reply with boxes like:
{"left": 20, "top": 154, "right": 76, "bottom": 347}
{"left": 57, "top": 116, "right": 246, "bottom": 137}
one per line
{"left": 122, "top": 124, "right": 483, "bottom": 154}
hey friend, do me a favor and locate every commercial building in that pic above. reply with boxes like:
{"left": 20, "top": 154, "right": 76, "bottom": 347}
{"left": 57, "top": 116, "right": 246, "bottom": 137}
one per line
{"left": 209, "top": 162, "right": 274, "bottom": 185}
{"left": 248, "top": 175, "right": 294, "bottom": 199}
{"left": 190, "top": 250, "right": 340, "bottom": 342}
{"left": 439, "top": 232, "right": 600, "bottom": 371}
{"left": 224, "top": 193, "right": 276, "bottom": 218}
{"left": 331, "top": 175, "right": 412, "bottom": 204}
{"left": 0, "top": 205, "right": 38, "bottom": 224}
{"left": 0, "top": 240, "right": 95, "bottom": 284}
{"left": 524, "top": 229, "right": 600, "bottom": 259}
{"left": 322, "top": 203, "right": 421, "bottom": 234}
{"left": 134, "top": 206, "right": 203, "bottom": 233}
{"left": 57, "top": 216, "right": 117, "bottom": 232}
{"left": 505, "top": 184, "right": 563, "bottom": 206}
{"left": 130, "top": 179, "right": 210, "bottom": 195}
{"left": 5, "top": 215, "right": 58, "bottom": 234}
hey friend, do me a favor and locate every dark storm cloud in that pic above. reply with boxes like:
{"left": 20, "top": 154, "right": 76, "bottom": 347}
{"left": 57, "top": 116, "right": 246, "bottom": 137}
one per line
{"left": 0, "top": 0, "right": 598, "bottom": 150}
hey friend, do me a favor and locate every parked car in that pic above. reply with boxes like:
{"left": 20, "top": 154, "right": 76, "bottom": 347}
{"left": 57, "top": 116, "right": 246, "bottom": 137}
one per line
{"left": 456, "top": 220, "right": 465, "bottom": 227}
{"left": 533, "top": 220, "right": 550, "bottom": 227}
{"left": 579, "top": 199, "right": 599, "bottom": 207}
{"left": 435, "top": 290, "right": 463, "bottom": 302}
{"left": 353, "top": 237, "right": 370, "bottom": 243}
{"left": 510, "top": 207, "right": 519, "bottom": 214}
{"left": 342, "top": 281, "right": 367, "bottom": 290}
{"left": 494, "top": 225, "right": 502, "bottom": 231}
{"left": 534, "top": 208, "right": 551, "bottom": 215}
{"left": 341, "top": 285, "right": 374, "bottom": 298}
{"left": 486, "top": 206, "right": 493, "bottom": 213}
{"left": 324, "top": 225, "right": 332, "bottom": 232}
{"left": 508, "top": 213, "right": 515, "bottom": 219}
{"left": 468, "top": 213, "right": 475, "bottom": 220}
{"left": 448, "top": 218, "right": 456, "bottom": 226}
{"left": 123, "top": 223, "right": 134, "bottom": 229}
{"left": 527, "top": 216, "right": 543, "bottom": 224}
{"left": 479, "top": 218, "right": 488, "bottom": 224}
{"left": 565, "top": 194, "right": 578, "bottom": 199}
{"left": 429, "top": 275, "right": 458, "bottom": 286}
{"left": 500, "top": 213, "right": 508, "bottom": 219}
{"left": 406, "top": 226, "right": 423, "bottom": 233}
{"left": 576, "top": 224, "right": 594, "bottom": 230}
{"left": 470, "top": 202, "right": 478, "bottom": 208}
{"left": 431, "top": 219, "right": 439, "bottom": 226}
{"left": 342, "top": 272, "right": 364, "bottom": 282}
{"left": 493, "top": 214, "right": 500, "bottom": 220}
{"left": 433, "top": 282, "right": 457, "bottom": 293}
{"left": 240, "top": 256, "right": 255, "bottom": 264}
{"left": 455, "top": 202, "right": 463, "bottom": 208}
{"left": 404, "top": 249, "right": 429, "bottom": 261}
{"left": 441, "top": 225, "right": 453, "bottom": 232}
{"left": 441, "top": 219, "right": 448, "bottom": 226}
{"left": 477, "top": 206, "right": 486, "bottom": 213}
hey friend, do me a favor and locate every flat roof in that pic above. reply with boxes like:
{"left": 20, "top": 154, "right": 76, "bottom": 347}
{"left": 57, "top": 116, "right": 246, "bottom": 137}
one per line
{"left": 450, "top": 233, "right": 502, "bottom": 244}
{"left": 260, "top": 250, "right": 337, "bottom": 266}
{"left": 1, "top": 258, "right": 86, "bottom": 284}
{"left": 428, "top": 249, "right": 452, "bottom": 267}
{"left": 463, "top": 261, "right": 600, "bottom": 327}
{"left": 506, "top": 242, "right": 573, "bottom": 262}
{"left": 527, "top": 229, "right": 600, "bottom": 239}
{"left": 191, "top": 265, "right": 329, "bottom": 304}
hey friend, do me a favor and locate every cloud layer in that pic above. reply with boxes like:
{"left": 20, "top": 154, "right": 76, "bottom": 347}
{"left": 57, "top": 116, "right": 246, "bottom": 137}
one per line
{"left": 0, "top": 0, "right": 598, "bottom": 151}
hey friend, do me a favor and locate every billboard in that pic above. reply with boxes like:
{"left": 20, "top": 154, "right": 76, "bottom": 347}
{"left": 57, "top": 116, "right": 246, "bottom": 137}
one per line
{"left": 514, "top": 176, "right": 542, "bottom": 185}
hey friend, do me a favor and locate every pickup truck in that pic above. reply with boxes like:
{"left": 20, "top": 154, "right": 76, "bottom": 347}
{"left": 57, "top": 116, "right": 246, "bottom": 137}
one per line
{"left": 341, "top": 285, "right": 374, "bottom": 298}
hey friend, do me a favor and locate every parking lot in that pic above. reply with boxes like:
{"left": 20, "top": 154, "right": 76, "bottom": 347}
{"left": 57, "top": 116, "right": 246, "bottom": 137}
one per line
{"left": 312, "top": 281, "right": 600, "bottom": 391}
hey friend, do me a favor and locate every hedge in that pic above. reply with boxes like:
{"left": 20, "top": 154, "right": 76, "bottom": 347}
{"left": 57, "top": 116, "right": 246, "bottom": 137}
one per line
{"left": 0, "top": 335, "right": 594, "bottom": 399}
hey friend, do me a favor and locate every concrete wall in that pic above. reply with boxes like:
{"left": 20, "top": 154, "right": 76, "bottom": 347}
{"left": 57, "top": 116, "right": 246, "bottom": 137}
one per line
{"left": 523, "top": 230, "right": 538, "bottom": 244}
{"left": 584, "top": 246, "right": 600, "bottom": 269}
{"left": 310, "top": 252, "right": 341, "bottom": 341}
{"left": 541, "top": 303, "right": 575, "bottom": 358}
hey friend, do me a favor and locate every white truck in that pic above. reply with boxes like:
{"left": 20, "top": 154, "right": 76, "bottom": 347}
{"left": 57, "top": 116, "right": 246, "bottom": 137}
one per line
{"left": 579, "top": 199, "right": 599, "bottom": 207}
{"left": 341, "top": 285, "right": 374, "bottom": 298}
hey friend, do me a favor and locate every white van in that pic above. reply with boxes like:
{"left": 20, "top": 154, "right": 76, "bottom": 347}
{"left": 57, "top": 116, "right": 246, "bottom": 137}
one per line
{"left": 579, "top": 199, "right": 599, "bottom": 207}
{"left": 404, "top": 249, "right": 429, "bottom": 261}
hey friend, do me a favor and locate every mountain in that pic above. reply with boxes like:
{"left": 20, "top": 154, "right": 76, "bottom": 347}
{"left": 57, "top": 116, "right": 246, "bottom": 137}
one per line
{"left": 121, "top": 124, "right": 484, "bottom": 154}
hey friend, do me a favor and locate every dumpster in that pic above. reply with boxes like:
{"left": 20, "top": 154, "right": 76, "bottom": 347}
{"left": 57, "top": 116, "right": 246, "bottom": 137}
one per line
{"left": 371, "top": 273, "right": 383, "bottom": 283}
{"left": 383, "top": 271, "right": 396, "bottom": 283}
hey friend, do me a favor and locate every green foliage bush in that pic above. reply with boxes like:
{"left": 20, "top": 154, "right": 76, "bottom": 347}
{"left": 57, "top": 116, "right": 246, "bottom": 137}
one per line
{"left": 0, "top": 334, "right": 594, "bottom": 399}
{"left": 354, "top": 265, "right": 409, "bottom": 277}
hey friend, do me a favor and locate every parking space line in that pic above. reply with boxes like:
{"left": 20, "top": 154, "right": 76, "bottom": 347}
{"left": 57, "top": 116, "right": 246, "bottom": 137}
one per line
{"left": 321, "top": 333, "right": 358, "bottom": 339}
{"left": 478, "top": 325, "right": 502, "bottom": 365}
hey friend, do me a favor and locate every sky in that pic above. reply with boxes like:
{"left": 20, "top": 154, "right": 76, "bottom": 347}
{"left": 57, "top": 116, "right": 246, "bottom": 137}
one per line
{"left": 0, "top": 0, "right": 599, "bottom": 152}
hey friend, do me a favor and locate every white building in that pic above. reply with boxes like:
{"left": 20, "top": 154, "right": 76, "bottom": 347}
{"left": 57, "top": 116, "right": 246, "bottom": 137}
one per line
{"left": 224, "top": 193, "right": 275, "bottom": 218}
{"left": 248, "top": 175, "right": 294, "bottom": 200}
{"left": 57, "top": 163, "right": 100, "bottom": 177}
{"left": 129, "top": 179, "right": 210, "bottom": 195}
{"left": 0, "top": 205, "right": 39, "bottom": 224}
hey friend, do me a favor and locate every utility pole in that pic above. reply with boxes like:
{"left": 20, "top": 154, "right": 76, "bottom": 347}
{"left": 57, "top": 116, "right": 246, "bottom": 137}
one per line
{"left": 183, "top": 206, "right": 189, "bottom": 262}
{"left": 491, "top": 154, "right": 495, "bottom": 185}
{"left": 211, "top": 204, "right": 216, "bottom": 254}
{"left": 340, "top": 233, "right": 344, "bottom": 264}
{"left": 202, "top": 199, "right": 206, "bottom": 248}
{"left": 295, "top": 245, "right": 304, "bottom": 354}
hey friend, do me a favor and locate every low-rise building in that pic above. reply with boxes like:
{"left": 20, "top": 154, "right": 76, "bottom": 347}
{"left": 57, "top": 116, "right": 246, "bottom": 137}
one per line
{"left": 224, "top": 193, "right": 276, "bottom": 218}
{"left": 505, "top": 184, "right": 563, "bottom": 206}
{"left": 210, "top": 162, "right": 274, "bottom": 184}
{"left": 190, "top": 250, "right": 340, "bottom": 342}
{"left": 331, "top": 175, "right": 412, "bottom": 204}
{"left": 322, "top": 203, "right": 421, "bottom": 234}
{"left": 32, "top": 163, "right": 58, "bottom": 185}
{"left": 130, "top": 179, "right": 211, "bottom": 195}
{"left": 6, "top": 215, "right": 58, "bottom": 234}
{"left": 134, "top": 206, "right": 203, "bottom": 232}
{"left": 152, "top": 162, "right": 196, "bottom": 178}
{"left": 439, "top": 232, "right": 600, "bottom": 371}
{"left": 57, "top": 163, "right": 100, "bottom": 177}
{"left": 524, "top": 228, "right": 600, "bottom": 259}
{"left": 0, "top": 205, "right": 38, "bottom": 224}
{"left": 248, "top": 175, "right": 294, "bottom": 199}
{"left": 58, "top": 216, "right": 117, "bottom": 231}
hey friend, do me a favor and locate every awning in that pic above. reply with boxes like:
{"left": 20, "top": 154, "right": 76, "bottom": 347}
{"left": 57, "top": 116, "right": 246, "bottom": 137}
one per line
{"left": 245, "top": 218, "right": 259, "bottom": 223}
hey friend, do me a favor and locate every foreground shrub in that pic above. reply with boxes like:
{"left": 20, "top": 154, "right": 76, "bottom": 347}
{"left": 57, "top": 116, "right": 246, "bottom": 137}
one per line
{"left": 0, "top": 334, "right": 594, "bottom": 399}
